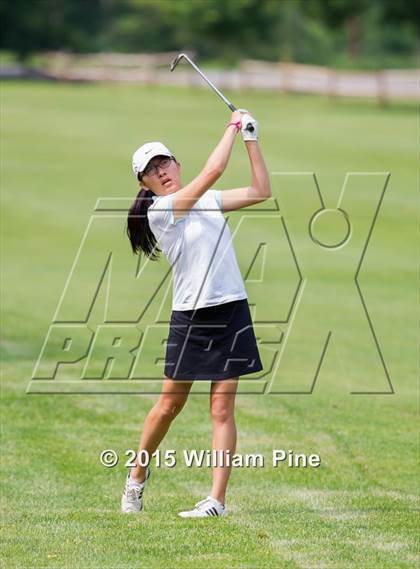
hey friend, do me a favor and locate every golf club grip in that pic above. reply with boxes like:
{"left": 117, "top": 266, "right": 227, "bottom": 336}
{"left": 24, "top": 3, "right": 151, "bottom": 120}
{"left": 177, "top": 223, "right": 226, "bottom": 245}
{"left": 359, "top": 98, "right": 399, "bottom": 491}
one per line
{"left": 228, "top": 103, "right": 254, "bottom": 131}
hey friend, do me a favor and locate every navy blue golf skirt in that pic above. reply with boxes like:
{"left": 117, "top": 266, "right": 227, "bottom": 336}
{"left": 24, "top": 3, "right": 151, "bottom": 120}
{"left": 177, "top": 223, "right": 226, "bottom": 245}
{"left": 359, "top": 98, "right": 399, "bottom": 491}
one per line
{"left": 164, "top": 298, "right": 263, "bottom": 381}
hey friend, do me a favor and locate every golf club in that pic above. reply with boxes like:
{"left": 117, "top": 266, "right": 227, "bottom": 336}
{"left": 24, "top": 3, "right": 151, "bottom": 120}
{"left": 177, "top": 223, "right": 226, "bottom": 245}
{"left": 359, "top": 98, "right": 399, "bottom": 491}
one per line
{"left": 170, "top": 53, "right": 254, "bottom": 132}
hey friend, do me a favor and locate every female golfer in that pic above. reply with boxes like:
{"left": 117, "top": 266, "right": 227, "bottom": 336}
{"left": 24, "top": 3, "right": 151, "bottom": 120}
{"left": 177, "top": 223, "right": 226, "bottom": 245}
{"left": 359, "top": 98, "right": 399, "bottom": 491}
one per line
{"left": 122, "top": 110, "right": 271, "bottom": 517}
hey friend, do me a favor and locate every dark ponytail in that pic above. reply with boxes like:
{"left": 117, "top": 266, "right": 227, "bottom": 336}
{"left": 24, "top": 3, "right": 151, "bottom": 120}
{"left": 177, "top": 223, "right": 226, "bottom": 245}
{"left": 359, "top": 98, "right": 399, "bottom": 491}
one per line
{"left": 126, "top": 187, "right": 161, "bottom": 260}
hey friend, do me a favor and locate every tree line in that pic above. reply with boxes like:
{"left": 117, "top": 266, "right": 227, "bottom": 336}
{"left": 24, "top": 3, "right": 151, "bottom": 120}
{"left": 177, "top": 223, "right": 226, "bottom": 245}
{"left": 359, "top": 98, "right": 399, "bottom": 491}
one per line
{"left": 0, "top": 0, "right": 418, "bottom": 68}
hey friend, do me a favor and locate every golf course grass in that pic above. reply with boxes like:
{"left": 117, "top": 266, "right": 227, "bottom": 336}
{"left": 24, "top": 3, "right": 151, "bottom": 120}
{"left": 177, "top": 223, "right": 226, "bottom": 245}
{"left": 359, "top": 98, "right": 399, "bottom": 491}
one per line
{"left": 1, "top": 81, "right": 419, "bottom": 568}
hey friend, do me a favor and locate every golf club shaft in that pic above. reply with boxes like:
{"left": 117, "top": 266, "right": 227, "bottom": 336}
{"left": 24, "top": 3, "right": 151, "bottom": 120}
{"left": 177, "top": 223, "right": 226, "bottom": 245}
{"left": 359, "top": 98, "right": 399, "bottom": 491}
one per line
{"left": 171, "top": 53, "right": 254, "bottom": 131}
{"left": 179, "top": 55, "right": 236, "bottom": 111}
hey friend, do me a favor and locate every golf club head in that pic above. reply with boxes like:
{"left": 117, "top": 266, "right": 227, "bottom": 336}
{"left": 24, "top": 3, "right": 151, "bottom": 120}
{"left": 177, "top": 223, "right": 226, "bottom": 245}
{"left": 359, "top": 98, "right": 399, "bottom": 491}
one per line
{"left": 170, "top": 53, "right": 186, "bottom": 72}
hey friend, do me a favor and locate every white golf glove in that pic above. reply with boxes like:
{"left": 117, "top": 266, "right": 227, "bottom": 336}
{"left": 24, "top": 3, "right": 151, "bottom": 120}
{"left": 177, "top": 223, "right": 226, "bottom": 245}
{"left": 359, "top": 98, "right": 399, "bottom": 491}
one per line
{"left": 238, "top": 109, "right": 258, "bottom": 141}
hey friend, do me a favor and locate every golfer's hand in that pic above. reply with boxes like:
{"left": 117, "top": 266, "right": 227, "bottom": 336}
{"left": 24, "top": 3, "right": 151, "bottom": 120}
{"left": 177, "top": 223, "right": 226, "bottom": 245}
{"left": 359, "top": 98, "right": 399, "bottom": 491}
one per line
{"left": 240, "top": 112, "right": 259, "bottom": 142}
{"left": 229, "top": 110, "right": 243, "bottom": 124}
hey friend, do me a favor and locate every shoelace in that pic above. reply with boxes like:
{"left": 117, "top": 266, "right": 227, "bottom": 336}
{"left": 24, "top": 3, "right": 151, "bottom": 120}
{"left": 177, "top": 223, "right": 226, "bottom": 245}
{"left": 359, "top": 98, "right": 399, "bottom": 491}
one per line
{"left": 125, "top": 483, "right": 144, "bottom": 500}
{"left": 125, "top": 466, "right": 150, "bottom": 497}
{"left": 194, "top": 498, "right": 211, "bottom": 509}
{"left": 194, "top": 498, "right": 221, "bottom": 514}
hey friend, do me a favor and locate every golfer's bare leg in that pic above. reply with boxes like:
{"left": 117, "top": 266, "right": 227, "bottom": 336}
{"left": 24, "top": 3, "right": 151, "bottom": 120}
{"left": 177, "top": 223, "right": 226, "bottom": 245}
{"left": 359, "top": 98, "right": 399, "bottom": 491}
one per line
{"left": 210, "top": 377, "right": 238, "bottom": 505}
{"left": 130, "top": 377, "right": 193, "bottom": 483}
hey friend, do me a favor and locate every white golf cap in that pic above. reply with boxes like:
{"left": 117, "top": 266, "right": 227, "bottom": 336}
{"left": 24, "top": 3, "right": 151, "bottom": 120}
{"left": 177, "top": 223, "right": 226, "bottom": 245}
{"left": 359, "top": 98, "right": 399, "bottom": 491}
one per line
{"left": 132, "top": 141, "right": 173, "bottom": 176}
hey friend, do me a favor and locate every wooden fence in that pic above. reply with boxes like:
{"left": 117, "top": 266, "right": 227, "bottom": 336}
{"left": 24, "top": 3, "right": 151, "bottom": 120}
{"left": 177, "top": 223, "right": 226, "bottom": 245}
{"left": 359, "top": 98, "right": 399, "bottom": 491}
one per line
{"left": 5, "top": 52, "right": 419, "bottom": 103}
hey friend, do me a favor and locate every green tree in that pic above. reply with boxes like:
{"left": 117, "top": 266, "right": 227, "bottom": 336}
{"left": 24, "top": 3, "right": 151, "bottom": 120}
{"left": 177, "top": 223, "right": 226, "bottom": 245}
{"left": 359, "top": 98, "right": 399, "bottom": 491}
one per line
{"left": 0, "top": 0, "right": 105, "bottom": 61}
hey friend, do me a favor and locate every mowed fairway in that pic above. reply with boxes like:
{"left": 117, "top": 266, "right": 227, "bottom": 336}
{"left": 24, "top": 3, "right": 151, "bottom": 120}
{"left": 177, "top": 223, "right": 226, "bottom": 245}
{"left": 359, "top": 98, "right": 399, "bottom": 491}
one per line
{"left": 1, "top": 81, "right": 419, "bottom": 568}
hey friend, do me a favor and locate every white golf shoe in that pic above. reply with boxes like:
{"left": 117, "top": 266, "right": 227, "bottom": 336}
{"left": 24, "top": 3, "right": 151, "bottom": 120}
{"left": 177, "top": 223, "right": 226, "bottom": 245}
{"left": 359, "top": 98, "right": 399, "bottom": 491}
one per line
{"left": 121, "top": 466, "right": 151, "bottom": 513}
{"left": 178, "top": 496, "right": 227, "bottom": 518}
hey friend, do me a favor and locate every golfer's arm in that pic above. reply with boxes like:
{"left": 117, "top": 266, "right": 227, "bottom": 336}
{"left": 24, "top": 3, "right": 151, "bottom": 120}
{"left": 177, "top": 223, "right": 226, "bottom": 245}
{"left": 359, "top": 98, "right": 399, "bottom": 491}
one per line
{"left": 220, "top": 141, "right": 271, "bottom": 212}
{"left": 245, "top": 141, "right": 271, "bottom": 198}
{"left": 173, "top": 126, "right": 237, "bottom": 216}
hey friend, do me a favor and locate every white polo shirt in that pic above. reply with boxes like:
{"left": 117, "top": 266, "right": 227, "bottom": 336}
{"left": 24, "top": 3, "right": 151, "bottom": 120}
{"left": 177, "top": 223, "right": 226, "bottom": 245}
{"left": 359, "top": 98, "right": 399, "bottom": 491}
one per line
{"left": 147, "top": 189, "right": 248, "bottom": 311}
